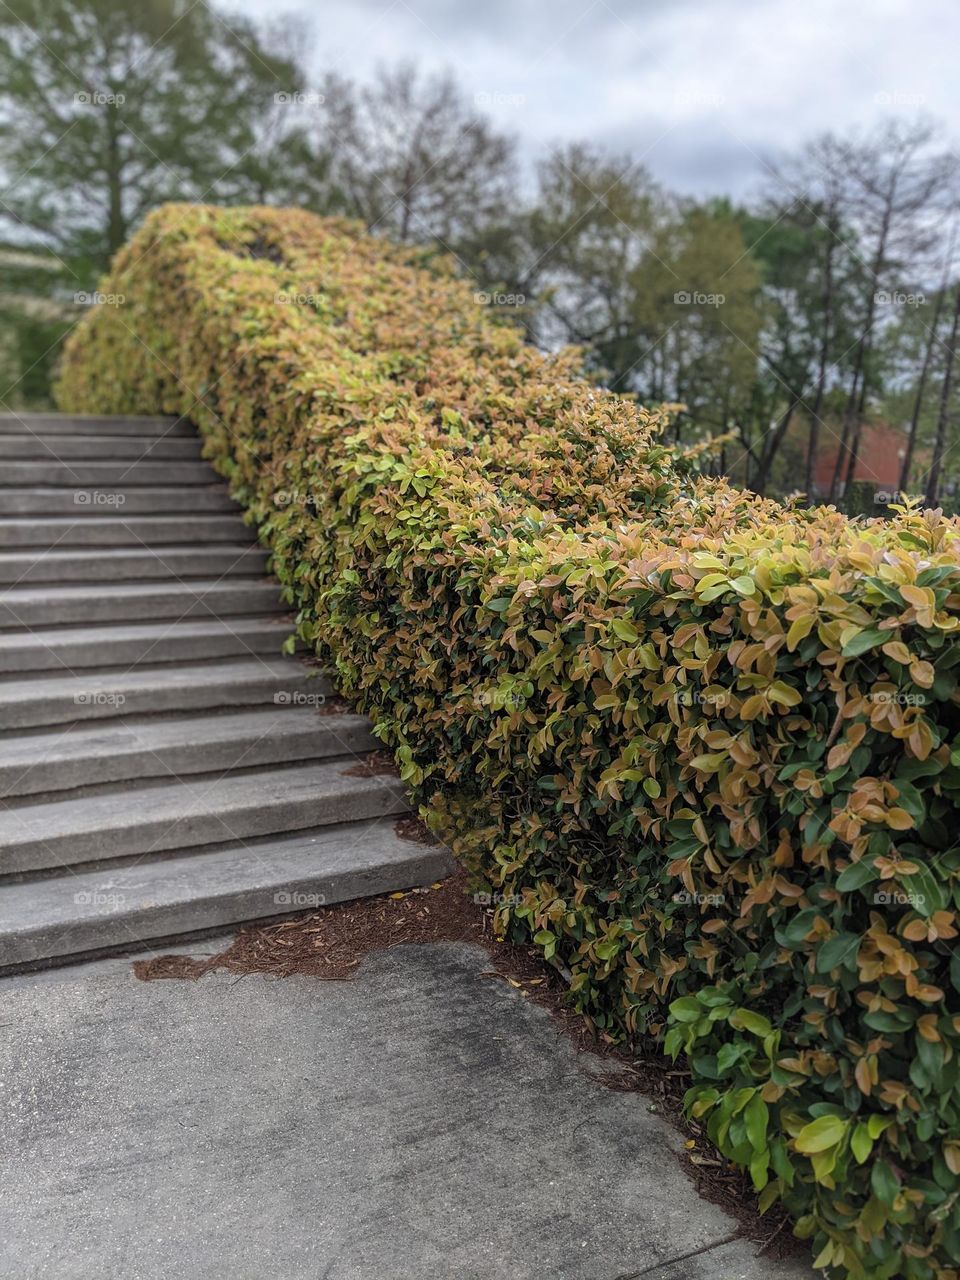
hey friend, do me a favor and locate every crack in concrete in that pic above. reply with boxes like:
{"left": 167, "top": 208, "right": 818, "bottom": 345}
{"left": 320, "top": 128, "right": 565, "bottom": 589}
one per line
{"left": 610, "top": 1230, "right": 742, "bottom": 1280}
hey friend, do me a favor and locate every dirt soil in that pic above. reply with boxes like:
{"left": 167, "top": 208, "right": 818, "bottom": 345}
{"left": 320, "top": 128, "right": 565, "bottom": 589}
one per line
{"left": 134, "top": 817, "right": 805, "bottom": 1264}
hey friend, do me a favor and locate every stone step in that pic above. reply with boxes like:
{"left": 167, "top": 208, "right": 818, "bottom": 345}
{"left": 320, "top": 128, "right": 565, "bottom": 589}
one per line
{"left": 0, "top": 514, "right": 250, "bottom": 548}
{"left": 0, "top": 616, "right": 293, "bottom": 673}
{"left": 0, "top": 578, "right": 280, "bottom": 626}
{"left": 0, "top": 819, "right": 451, "bottom": 968}
{"left": 0, "top": 412, "right": 428, "bottom": 969}
{"left": 0, "top": 460, "right": 217, "bottom": 486}
{"left": 0, "top": 434, "right": 204, "bottom": 460}
{"left": 0, "top": 487, "right": 238, "bottom": 516}
{"left": 0, "top": 658, "right": 325, "bottom": 729}
{"left": 0, "top": 544, "right": 269, "bottom": 584}
{"left": 0, "top": 760, "right": 409, "bottom": 873}
{"left": 0, "top": 709, "right": 373, "bottom": 798}
{"left": 0, "top": 413, "right": 193, "bottom": 436}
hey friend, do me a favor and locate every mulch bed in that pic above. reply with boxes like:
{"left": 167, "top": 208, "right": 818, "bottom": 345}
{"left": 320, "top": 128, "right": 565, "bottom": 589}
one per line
{"left": 340, "top": 750, "right": 401, "bottom": 778}
{"left": 133, "top": 816, "right": 805, "bottom": 1263}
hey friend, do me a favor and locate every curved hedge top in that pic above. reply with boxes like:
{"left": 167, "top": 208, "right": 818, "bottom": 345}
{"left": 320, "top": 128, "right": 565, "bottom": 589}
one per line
{"left": 58, "top": 205, "right": 960, "bottom": 1280}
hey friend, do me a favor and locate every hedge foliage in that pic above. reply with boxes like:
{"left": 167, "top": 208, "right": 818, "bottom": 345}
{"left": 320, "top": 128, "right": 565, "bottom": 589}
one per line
{"left": 57, "top": 205, "right": 960, "bottom": 1280}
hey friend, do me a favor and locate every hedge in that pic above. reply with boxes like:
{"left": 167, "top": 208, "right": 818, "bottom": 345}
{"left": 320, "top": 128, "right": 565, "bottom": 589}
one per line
{"left": 57, "top": 205, "right": 960, "bottom": 1280}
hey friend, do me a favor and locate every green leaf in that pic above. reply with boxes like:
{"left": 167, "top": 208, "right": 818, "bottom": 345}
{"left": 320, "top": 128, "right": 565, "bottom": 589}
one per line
{"left": 816, "top": 932, "right": 862, "bottom": 973}
{"left": 794, "top": 1114, "right": 848, "bottom": 1154}
{"left": 835, "top": 858, "right": 878, "bottom": 892}
{"left": 670, "top": 997, "right": 703, "bottom": 1023}
{"left": 850, "top": 1122, "right": 873, "bottom": 1165}
{"left": 611, "top": 618, "right": 639, "bottom": 642}
{"left": 841, "top": 627, "right": 888, "bottom": 657}
{"left": 749, "top": 1148, "right": 769, "bottom": 1191}
{"left": 744, "top": 1095, "right": 769, "bottom": 1153}
{"left": 867, "top": 1114, "right": 893, "bottom": 1140}
{"left": 870, "top": 1159, "right": 900, "bottom": 1206}
{"left": 730, "top": 1009, "right": 773, "bottom": 1037}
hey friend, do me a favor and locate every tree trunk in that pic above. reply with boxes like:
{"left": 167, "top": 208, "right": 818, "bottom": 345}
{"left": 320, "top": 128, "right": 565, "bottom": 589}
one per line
{"left": 105, "top": 109, "right": 125, "bottom": 257}
{"left": 841, "top": 199, "right": 894, "bottom": 494}
{"left": 924, "top": 283, "right": 960, "bottom": 507}
{"left": 757, "top": 394, "right": 802, "bottom": 495}
{"left": 805, "top": 222, "right": 837, "bottom": 500}
{"left": 828, "top": 369, "right": 858, "bottom": 502}
{"left": 900, "top": 287, "right": 946, "bottom": 491}
{"left": 900, "top": 226, "right": 955, "bottom": 490}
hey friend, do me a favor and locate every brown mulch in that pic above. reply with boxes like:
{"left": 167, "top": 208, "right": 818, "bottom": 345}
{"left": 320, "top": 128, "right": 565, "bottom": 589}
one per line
{"left": 132, "top": 821, "right": 804, "bottom": 1262}
{"left": 315, "top": 696, "right": 354, "bottom": 717}
{"left": 340, "top": 750, "right": 400, "bottom": 778}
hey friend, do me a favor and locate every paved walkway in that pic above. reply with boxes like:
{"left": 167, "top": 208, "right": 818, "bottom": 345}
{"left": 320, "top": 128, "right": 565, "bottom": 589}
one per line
{"left": 2, "top": 942, "right": 816, "bottom": 1280}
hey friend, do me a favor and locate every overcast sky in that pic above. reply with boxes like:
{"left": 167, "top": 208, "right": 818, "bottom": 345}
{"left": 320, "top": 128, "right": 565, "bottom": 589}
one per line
{"left": 227, "top": 0, "right": 956, "bottom": 199}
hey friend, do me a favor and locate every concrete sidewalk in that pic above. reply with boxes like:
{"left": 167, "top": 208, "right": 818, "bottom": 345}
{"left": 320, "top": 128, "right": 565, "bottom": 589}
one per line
{"left": 1, "top": 942, "right": 816, "bottom": 1280}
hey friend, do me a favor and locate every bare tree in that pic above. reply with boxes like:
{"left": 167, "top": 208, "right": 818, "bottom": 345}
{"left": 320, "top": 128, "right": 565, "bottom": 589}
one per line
{"left": 924, "top": 281, "right": 960, "bottom": 507}
{"left": 900, "top": 224, "right": 957, "bottom": 490}
{"left": 789, "top": 138, "right": 851, "bottom": 499}
{"left": 828, "top": 121, "right": 957, "bottom": 500}
{"left": 318, "top": 63, "right": 516, "bottom": 258}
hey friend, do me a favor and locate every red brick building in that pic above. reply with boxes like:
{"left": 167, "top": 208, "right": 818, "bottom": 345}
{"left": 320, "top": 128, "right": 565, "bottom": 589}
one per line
{"left": 810, "top": 420, "right": 910, "bottom": 499}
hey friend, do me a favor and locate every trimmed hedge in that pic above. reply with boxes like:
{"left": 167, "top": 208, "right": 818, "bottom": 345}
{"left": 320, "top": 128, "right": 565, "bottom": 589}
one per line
{"left": 57, "top": 205, "right": 960, "bottom": 1280}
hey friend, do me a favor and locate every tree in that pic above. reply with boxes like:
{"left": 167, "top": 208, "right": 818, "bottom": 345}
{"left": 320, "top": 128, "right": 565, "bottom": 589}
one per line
{"left": 524, "top": 143, "right": 665, "bottom": 387}
{"left": 318, "top": 62, "right": 517, "bottom": 266}
{"left": 525, "top": 148, "right": 762, "bottom": 464}
{"left": 653, "top": 203, "right": 762, "bottom": 462}
{"left": 899, "top": 228, "right": 956, "bottom": 491}
{"left": 0, "top": 0, "right": 310, "bottom": 273}
{"left": 763, "top": 135, "right": 865, "bottom": 498}
{"left": 827, "top": 122, "right": 957, "bottom": 499}
{"left": 924, "top": 282, "right": 960, "bottom": 506}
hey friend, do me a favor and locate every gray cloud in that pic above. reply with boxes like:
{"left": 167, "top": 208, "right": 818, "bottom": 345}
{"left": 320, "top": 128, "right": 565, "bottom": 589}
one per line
{"left": 228, "top": 0, "right": 958, "bottom": 196}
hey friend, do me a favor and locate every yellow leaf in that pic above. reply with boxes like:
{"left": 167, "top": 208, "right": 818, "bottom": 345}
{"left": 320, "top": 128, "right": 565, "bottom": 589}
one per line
{"left": 786, "top": 614, "right": 816, "bottom": 651}
{"left": 909, "top": 660, "right": 935, "bottom": 688}
{"left": 885, "top": 808, "right": 914, "bottom": 830}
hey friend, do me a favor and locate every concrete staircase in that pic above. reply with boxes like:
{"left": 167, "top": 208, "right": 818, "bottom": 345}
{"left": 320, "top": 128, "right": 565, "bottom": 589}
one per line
{"left": 0, "top": 413, "right": 451, "bottom": 970}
